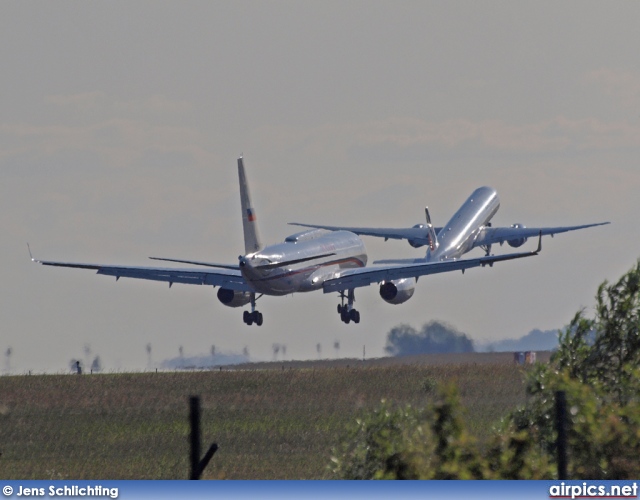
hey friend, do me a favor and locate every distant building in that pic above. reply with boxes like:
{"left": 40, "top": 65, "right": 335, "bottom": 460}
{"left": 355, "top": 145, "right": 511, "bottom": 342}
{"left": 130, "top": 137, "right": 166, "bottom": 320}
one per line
{"left": 513, "top": 351, "right": 536, "bottom": 365}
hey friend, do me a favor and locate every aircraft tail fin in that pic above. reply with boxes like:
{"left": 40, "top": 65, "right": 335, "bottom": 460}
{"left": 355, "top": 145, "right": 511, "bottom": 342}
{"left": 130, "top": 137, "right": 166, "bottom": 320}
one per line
{"left": 238, "top": 157, "right": 263, "bottom": 254}
{"left": 425, "top": 207, "right": 439, "bottom": 254}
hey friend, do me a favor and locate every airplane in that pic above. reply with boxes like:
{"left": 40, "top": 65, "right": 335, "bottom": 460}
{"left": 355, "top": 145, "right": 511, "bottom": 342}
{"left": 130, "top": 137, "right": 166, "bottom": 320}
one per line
{"left": 290, "top": 185, "right": 609, "bottom": 258}
{"left": 29, "top": 158, "right": 608, "bottom": 326}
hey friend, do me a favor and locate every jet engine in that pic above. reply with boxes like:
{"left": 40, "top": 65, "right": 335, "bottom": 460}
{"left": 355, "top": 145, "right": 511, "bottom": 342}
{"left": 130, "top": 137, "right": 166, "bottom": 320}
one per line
{"left": 408, "top": 224, "right": 427, "bottom": 248}
{"left": 379, "top": 278, "right": 416, "bottom": 305}
{"left": 507, "top": 223, "right": 528, "bottom": 248}
{"left": 217, "top": 288, "right": 252, "bottom": 308}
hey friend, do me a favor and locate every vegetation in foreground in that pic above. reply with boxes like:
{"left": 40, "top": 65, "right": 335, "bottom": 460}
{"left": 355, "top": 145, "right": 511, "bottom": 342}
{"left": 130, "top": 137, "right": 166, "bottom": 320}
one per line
{"left": 0, "top": 356, "right": 527, "bottom": 479}
{"left": 332, "top": 260, "right": 640, "bottom": 479}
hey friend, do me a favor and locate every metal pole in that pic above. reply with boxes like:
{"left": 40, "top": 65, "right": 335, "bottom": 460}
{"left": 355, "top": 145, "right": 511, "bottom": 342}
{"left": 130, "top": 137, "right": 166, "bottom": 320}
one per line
{"left": 189, "top": 396, "right": 201, "bottom": 480}
{"left": 555, "top": 391, "right": 568, "bottom": 479}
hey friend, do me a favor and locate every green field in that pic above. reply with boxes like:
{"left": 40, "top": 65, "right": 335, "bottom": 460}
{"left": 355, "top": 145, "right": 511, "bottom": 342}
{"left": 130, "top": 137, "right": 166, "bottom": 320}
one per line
{"left": 0, "top": 352, "right": 547, "bottom": 479}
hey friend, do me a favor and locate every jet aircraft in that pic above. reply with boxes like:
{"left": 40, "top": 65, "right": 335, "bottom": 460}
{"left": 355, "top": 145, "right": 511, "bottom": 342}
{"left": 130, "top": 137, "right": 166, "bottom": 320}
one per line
{"left": 30, "top": 158, "right": 608, "bottom": 325}
{"left": 290, "top": 186, "right": 609, "bottom": 260}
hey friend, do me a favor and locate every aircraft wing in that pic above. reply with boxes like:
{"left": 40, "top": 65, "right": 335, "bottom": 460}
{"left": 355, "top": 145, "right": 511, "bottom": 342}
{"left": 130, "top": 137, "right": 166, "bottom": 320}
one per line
{"left": 30, "top": 255, "right": 252, "bottom": 291}
{"left": 474, "top": 222, "right": 610, "bottom": 248}
{"left": 289, "top": 222, "right": 442, "bottom": 244}
{"left": 322, "top": 234, "right": 542, "bottom": 293}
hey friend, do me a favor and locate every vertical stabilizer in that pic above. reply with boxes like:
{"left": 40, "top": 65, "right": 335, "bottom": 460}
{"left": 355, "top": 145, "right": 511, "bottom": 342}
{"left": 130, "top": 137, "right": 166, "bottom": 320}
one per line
{"left": 238, "top": 157, "right": 262, "bottom": 254}
{"left": 425, "top": 207, "right": 438, "bottom": 251}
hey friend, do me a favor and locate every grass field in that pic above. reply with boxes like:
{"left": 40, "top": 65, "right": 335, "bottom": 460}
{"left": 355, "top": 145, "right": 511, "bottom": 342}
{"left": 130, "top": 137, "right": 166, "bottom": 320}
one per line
{"left": 0, "top": 352, "right": 548, "bottom": 479}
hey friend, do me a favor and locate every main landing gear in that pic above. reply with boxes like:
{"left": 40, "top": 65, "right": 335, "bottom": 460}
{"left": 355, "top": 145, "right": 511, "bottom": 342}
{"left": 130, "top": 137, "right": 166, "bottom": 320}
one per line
{"left": 337, "top": 289, "right": 360, "bottom": 324}
{"left": 243, "top": 293, "right": 263, "bottom": 326}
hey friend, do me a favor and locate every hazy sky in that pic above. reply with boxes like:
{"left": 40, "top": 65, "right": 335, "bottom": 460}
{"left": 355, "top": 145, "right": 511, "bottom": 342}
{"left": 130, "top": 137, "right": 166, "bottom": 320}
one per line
{"left": 2, "top": 1, "right": 639, "bottom": 373}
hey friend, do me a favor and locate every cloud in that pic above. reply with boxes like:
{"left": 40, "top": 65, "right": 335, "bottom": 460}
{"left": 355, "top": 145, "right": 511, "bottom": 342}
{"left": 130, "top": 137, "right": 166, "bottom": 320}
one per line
{"left": 45, "top": 91, "right": 108, "bottom": 109}
{"left": 344, "top": 116, "right": 640, "bottom": 164}
{"left": 254, "top": 114, "right": 640, "bottom": 168}
{"left": 587, "top": 68, "right": 640, "bottom": 108}
{"left": 45, "top": 92, "right": 193, "bottom": 117}
{"left": 1, "top": 118, "right": 211, "bottom": 175}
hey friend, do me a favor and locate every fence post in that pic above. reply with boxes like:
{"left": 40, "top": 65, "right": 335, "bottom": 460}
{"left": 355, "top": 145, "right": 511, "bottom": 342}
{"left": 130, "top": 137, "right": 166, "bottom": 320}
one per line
{"left": 555, "top": 390, "right": 568, "bottom": 479}
{"left": 189, "top": 396, "right": 201, "bottom": 479}
{"left": 189, "top": 395, "right": 219, "bottom": 480}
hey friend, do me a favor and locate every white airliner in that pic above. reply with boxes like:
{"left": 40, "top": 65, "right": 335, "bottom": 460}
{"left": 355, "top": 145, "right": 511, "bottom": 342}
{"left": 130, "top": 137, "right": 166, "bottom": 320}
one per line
{"left": 30, "top": 158, "right": 608, "bottom": 326}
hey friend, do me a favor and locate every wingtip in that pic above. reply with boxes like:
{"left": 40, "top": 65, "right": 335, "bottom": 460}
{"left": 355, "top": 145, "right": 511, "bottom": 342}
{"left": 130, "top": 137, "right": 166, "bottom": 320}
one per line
{"left": 27, "top": 243, "right": 37, "bottom": 263}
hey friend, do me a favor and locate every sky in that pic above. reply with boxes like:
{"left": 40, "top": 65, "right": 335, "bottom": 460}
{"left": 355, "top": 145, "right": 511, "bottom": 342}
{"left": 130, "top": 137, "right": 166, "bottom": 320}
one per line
{"left": 2, "top": 1, "right": 639, "bottom": 373}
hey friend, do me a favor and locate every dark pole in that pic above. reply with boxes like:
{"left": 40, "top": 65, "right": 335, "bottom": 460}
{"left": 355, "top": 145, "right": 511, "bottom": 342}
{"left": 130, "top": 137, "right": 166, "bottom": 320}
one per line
{"left": 189, "top": 395, "right": 219, "bottom": 480}
{"left": 189, "top": 396, "right": 201, "bottom": 480}
{"left": 555, "top": 391, "right": 568, "bottom": 479}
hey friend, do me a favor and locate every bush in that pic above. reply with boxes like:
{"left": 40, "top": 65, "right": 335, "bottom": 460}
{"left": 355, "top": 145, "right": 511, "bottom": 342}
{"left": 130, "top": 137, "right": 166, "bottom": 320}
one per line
{"left": 333, "top": 260, "right": 640, "bottom": 479}
{"left": 497, "top": 259, "right": 640, "bottom": 478}
{"left": 331, "top": 385, "right": 490, "bottom": 479}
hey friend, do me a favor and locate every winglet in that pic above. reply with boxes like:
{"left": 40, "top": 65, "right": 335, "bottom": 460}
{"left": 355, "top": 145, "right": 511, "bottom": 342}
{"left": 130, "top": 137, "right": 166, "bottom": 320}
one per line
{"left": 535, "top": 231, "right": 542, "bottom": 254}
{"left": 27, "top": 243, "right": 37, "bottom": 263}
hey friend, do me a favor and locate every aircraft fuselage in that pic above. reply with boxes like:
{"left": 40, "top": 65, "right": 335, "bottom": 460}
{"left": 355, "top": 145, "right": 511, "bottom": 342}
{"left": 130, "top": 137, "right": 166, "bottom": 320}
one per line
{"left": 429, "top": 186, "right": 500, "bottom": 261}
{"left": 239, "top": 230, "right": 367, "bottom": 295}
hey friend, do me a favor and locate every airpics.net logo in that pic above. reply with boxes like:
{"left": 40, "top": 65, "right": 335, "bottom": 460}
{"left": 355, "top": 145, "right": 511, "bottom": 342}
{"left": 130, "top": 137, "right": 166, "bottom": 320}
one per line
{"left": 550, "top": 482, "right": 638, "bottom": 499}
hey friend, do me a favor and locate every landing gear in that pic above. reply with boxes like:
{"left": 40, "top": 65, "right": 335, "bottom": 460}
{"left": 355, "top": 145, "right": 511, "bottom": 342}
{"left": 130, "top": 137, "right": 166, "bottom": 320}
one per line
{"left": 243, "top": 293, "right": 264, "bottom": 326}
{"left": 243, "top": 310, "right": 263, "bottom": 326}
{"left": 338, "top": 289, "right": 360, "bottom": 324}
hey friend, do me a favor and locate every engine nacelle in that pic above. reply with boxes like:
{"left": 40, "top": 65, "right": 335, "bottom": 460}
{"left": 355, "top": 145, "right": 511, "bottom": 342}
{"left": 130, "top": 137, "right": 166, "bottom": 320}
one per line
{"left": 507, "top": 223, "right": 528, "bottom": 248}
{"left": 217, "top": 288, "right": 252, "bottom": 308}
{"left": 379, "top": 278, "right": 416, "bottom": 305}
{"left": 408, "top": 224, "right": 426, "bottom": 248}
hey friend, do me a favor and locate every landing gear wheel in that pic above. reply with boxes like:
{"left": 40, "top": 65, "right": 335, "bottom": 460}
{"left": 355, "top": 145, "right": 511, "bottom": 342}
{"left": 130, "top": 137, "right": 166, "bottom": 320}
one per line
{"left": 350, "top": 309, "right": 360, "bottom": 324}
{"left": 243, "top": 310, "right": 263, "bottom": 326}
{"left": 253, "top": 311, "right": 263, "bottom": 326}
{"left": 337, "top": 304, "right": 343, "bottom": 314}
{"left": 341, "top": 309, "right": 351, "bottom": 324}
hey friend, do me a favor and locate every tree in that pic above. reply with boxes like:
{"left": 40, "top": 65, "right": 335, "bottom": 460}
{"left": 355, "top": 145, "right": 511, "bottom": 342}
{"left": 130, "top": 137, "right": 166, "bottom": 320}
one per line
{"left": 385, "top": 321, "right": 474, "bottom": 356}
{"left": 333, "top": 260, "right": 640, "bottom": 479}
{"left": 90, "top": 356, "right": 102, "bottom": 373}
{"left": 552, "top": 259, "right": 640, "bottom": 404}
{"left": 4, "top": 347, "right": 12, "bottom": 373}
{"left": 496, "top": 259, "right": 640, "bottom": 478}
{"left": 146, "top": 343, "right": 153, "bottom": 369}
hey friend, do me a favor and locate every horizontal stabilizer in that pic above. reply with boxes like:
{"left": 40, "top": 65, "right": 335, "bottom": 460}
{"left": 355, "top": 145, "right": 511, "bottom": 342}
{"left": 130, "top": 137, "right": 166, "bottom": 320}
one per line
{"left": 254, "top": 253, "right": 337, "bottom": 270}
{"left": 289, "top": 222, "right": 442, "bottom": 245}
{"left": 149, "top": 257, "right": 239, "bottom": 270}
